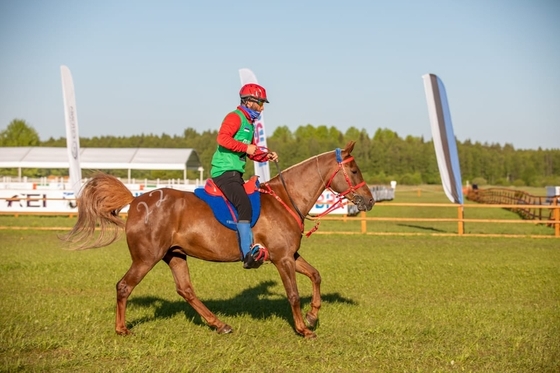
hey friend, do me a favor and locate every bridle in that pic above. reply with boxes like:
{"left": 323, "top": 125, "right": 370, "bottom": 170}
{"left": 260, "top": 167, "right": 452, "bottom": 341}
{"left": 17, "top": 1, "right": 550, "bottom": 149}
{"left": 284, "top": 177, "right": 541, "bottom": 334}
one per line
{"left": 260, "top": 148, "right": 367, "bottom": 237}
{"left": 318, "top": 148, "right": 366, "bottom": 210}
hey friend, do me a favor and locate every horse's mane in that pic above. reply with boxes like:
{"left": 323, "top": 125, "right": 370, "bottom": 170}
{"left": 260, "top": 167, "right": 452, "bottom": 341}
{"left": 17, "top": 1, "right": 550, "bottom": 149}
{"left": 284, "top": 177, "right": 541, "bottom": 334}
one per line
{"left": 267, "top": 149, "right": 333, "bottom": 183}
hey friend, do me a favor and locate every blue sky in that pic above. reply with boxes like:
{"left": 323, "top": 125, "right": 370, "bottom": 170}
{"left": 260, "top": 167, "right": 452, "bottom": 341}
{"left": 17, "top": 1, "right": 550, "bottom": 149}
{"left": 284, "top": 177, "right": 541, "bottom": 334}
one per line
{"left": 1, "top": 0, "right": 559, "bottom": 150}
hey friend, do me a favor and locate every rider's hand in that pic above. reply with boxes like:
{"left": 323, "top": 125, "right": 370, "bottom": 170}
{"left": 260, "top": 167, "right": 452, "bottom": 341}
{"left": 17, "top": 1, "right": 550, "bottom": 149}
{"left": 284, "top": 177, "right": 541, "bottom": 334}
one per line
{"left": 267, "top": 152, "right": 278, "bottom": 162}
{"left": 246, "top": 144, "right": 258, "bottom": 155}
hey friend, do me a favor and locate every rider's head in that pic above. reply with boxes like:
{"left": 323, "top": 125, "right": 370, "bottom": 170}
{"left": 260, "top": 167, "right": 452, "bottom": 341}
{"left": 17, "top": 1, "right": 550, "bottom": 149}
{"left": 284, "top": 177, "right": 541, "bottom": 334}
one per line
{"left": 240, "top": 83, "right": 269, "bottom": 112}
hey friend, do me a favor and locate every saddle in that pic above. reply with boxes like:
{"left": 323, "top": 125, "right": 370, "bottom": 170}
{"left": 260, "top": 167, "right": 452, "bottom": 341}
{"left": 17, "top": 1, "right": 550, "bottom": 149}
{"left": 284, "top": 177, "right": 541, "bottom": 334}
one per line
{"left": 194, "top": 175, "right": 261, "bottom": 230}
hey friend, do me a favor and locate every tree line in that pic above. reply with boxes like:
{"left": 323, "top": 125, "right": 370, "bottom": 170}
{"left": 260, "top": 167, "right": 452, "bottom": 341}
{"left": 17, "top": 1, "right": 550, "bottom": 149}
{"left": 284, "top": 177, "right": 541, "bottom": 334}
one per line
{"left": 1, "top": 119, "right": 559, "bottom": 187}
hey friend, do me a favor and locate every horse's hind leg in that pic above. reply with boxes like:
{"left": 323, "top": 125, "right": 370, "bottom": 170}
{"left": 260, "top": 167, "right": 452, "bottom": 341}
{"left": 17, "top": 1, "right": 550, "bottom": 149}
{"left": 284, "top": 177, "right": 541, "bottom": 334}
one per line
{"left": 294, "top": 253, "right": 321, "bottom": 329}
{"left": 163, "top": 251, "right": 232, "bottom": 334}
{"left": 115, "top": 260, "right": 158, "bottom": 335}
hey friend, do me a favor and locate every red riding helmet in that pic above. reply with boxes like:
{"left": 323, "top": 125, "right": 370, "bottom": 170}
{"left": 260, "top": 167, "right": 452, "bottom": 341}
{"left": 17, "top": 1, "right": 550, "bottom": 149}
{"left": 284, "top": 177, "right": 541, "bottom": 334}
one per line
{"left": 239, "top": 83, "right": 269, "bottom": 103}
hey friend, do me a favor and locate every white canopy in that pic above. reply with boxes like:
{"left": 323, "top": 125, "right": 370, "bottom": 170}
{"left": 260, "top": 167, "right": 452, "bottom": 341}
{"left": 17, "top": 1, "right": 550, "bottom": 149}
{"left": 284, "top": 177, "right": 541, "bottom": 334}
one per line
{"left": 0, "top": 147, "right": 202, "bottom": 174}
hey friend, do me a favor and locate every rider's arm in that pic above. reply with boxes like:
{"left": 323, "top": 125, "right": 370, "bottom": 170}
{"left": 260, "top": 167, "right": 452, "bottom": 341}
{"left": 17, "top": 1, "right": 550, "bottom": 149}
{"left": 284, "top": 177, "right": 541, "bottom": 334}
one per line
{"left": 216, "top": 113, "right": 248, "bottom": 153}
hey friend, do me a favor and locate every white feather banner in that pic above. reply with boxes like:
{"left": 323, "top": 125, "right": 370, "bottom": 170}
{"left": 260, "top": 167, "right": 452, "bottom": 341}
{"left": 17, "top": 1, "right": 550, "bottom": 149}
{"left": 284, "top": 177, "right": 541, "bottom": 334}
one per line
{"left": 423, "top": 73, "right": 463, "bottom": 204}
{"left": 61, "top": 65, "right": 83, "bottom": 197}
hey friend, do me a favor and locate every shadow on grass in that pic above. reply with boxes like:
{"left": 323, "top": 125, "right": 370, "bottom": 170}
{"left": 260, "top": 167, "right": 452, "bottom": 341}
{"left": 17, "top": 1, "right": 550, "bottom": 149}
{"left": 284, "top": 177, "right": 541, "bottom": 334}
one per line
{"left": 397, "top": 224, "right": 447, "bottom": 233}
{"left": 126, "top": 280, "right": 356, "bottom": 331}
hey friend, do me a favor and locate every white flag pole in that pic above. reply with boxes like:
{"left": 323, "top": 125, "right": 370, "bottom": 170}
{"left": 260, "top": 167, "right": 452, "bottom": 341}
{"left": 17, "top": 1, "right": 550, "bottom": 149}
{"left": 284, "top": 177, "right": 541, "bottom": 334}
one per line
{"left": 239, "top": 68, "right": 271, "bottom": 182}
{"left": 61, "top": 65, "right": 83, "bottom": 197}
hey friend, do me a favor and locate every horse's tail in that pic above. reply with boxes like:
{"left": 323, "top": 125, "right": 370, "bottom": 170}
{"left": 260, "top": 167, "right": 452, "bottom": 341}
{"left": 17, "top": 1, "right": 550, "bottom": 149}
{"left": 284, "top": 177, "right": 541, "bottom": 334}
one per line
{"left": 60, "top": 172, "right": 135, "bottom": 250}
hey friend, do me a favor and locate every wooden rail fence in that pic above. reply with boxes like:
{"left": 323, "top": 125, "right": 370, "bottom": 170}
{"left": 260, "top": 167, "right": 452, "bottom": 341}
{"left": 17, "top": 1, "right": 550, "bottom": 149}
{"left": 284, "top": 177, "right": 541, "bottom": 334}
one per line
{"left": 467, "top": 188, "right": 559, "bottom": 221}
{"left": 315, "top": 201, "right": 559, "bottom": 238}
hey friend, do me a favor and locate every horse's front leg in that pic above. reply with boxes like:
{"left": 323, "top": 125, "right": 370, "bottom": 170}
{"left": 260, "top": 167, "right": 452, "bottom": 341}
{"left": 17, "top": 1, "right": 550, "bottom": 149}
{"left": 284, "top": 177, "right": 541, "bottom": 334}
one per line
{"left": 163, "top": 251, "right": 232, "bottom": 334}
{"left": 294, "top": 253, "right": 321, "bottom": 329}
{"left": 274, "top": 256, "right": 316, "bottom": 338}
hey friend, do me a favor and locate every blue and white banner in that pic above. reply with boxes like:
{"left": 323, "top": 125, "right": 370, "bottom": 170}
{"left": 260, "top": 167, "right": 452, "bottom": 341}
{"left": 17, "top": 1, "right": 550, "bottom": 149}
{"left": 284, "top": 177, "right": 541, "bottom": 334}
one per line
{"left": 61, "top": 65, "right": 83, "bottom": 197}
{"left": 309, "top": 190, "right": 349, "bottom": 215}
{"left": 422, "top": 73, "right": 463, "bottom": 204}
{"left": 239, "top": 68, "right": 271, "bottom": 182}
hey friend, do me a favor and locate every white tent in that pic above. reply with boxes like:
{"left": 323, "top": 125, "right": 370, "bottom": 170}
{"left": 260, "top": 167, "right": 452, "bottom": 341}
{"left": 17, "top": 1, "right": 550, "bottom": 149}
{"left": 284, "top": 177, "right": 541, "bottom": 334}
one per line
{"left": 0, "top": 147, "right": 202, "bottom": 181}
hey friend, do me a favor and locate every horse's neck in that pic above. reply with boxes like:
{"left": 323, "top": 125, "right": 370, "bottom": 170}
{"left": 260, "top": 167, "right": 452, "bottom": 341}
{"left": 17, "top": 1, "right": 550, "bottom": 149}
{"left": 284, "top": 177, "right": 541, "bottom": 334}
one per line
{"left": 267, "top": 153, "right": 333, "bottom": 215}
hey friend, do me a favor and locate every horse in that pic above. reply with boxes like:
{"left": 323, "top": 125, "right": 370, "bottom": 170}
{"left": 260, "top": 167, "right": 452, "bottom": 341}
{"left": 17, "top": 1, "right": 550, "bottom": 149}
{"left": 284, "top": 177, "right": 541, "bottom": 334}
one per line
{"left": 62, "top": 141, "right": 374, "bottom": 338}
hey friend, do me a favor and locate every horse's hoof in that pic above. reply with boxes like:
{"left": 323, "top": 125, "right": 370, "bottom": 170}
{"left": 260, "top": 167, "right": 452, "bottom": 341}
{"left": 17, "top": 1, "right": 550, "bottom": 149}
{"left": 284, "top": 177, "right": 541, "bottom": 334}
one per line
{"left": 304, "top": 331, "right": 317, "bottom": 339}
{"left": 217, "top": 324, "right": 233, "bottom": 334}
{"left": 305, "top": 313, "right": 318, "bottom": 329}
{"left": 116, "top": 328, "right": 132, "bottom": 336}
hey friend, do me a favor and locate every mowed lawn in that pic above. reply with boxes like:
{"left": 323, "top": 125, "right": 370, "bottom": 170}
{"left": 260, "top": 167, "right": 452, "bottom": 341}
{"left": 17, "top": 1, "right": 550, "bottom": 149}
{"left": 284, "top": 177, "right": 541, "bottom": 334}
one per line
{"left": 0, "top": 228, "right": 558, "bottom": 372}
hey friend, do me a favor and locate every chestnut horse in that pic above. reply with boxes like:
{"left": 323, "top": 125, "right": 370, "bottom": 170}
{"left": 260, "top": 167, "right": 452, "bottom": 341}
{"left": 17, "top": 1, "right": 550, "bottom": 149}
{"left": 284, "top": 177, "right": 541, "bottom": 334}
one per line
{"left": 62, "top": 141, "right": 374, "bottom": 338}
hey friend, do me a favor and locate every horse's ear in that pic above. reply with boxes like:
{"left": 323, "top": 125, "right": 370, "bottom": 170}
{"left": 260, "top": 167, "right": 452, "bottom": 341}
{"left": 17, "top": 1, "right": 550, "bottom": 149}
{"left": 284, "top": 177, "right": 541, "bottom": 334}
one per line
{"left": 344, "top": 141, "right": 356, "bottom": 154}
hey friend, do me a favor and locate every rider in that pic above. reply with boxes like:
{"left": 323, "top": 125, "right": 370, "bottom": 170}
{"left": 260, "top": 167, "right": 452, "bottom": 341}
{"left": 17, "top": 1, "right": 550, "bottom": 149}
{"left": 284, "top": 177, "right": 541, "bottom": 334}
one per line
{"left": 210, "top": 83, "right": 278, "bottom": 269}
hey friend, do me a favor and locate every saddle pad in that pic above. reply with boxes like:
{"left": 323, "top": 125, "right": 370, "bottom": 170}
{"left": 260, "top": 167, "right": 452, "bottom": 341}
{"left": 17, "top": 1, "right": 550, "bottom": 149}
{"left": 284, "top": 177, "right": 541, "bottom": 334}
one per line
{"left": 194, "top": 188, "right": 261, "bottom": 230}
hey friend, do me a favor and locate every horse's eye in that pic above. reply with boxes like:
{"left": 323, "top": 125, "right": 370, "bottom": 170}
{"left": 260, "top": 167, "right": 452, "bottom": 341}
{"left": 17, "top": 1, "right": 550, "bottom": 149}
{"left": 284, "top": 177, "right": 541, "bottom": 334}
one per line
{"left": 351, "top": 169, "right": 358, "bottom": 175}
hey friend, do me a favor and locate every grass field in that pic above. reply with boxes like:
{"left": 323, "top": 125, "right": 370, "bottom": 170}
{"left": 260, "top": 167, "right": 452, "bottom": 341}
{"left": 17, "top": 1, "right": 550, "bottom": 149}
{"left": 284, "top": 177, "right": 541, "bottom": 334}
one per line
{"left": 0, "top": 185, "right": 559, "bottom": 372}
{"left": 1, "top": 227, "right": 559, "bottom": 372}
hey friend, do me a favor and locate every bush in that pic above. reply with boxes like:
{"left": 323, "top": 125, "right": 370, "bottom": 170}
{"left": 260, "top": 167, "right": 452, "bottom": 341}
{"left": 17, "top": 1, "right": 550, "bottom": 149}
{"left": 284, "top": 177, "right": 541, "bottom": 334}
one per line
{"left": 512, "top": 179, "right": 526, "bottom": 187}
{"left": 494, "top": 178, "right": 510, "bottom": 186}
{"left": 471, "top": 177, "right": 487, "bottom": 186}
{"left": 368, "top": 172, "right": 392, "bottom": 185}
{"left": 541, "top": 176, "right": 560, "bottom": 187}
{"left": 399, "top": 172, "right": 422, "bottom": 185}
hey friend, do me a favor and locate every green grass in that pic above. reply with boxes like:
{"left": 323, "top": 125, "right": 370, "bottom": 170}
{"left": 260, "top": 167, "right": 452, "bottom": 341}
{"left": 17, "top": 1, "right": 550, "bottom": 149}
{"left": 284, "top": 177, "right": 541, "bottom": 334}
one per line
{"left": 0, "top": 229, "right": 559, "bottom": 372}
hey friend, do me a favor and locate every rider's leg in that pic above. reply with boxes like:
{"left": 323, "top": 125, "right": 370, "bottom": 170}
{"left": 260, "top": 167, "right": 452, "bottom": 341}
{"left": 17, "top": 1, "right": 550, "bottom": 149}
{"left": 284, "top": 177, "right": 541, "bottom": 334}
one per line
{"left": 237, "top": 220, "right": 267, "bottom": 269}
{"left": 236, "top": 220, "right": 253, "bottom": 259}
{"left": 213, "top": 171, "right": 267, "bottom": 268}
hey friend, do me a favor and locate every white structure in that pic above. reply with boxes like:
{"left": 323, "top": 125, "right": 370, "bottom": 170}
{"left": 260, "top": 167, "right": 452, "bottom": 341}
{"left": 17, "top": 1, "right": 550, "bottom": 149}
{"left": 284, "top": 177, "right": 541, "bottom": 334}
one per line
{"left": 0, "top": 147, "right": 203, "bottom": 213}
{"left": 0, "top": 147, "right": 202, "bottom": 183}
{"left": 546, "top": 186, "right": 560, "bottom": 203}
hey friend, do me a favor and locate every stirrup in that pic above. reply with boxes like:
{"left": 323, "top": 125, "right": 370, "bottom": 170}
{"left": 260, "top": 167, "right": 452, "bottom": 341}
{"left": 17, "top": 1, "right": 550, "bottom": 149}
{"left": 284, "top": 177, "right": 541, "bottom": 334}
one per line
{"left": 243, "top": 244, "right": 269, "bottom": 269}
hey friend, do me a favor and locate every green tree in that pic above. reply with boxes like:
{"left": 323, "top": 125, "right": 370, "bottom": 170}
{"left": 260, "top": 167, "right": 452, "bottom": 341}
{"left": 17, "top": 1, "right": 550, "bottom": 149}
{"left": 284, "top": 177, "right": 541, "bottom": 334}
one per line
{"left": 0, "top": 119, "right": 40, "bottom": 146}
{"left": 268, "top": 126, "right": 297, "bottom": 167}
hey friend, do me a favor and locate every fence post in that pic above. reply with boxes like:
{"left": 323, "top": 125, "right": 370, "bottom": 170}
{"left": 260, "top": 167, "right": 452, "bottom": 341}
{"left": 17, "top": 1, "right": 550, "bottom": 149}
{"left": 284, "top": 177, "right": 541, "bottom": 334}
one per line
{"left": 555, "top": 198, "right": 559, "bottom": 238}
{"left": 457, "top": 205, "right": 464, "bottom": 235}
{"left": 361, "top": 211, "right": 367, "bottom": 234}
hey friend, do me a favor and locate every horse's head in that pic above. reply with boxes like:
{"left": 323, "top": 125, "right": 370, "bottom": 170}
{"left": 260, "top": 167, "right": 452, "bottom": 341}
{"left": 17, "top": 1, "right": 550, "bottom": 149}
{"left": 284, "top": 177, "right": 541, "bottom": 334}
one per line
{"left": 324, "top": 141, "right": 375, "bottom": 212}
